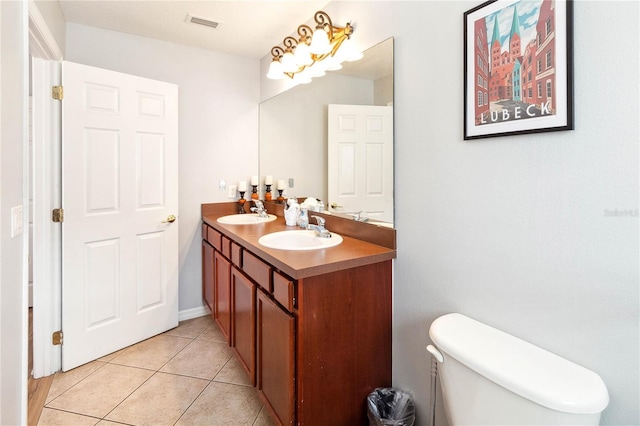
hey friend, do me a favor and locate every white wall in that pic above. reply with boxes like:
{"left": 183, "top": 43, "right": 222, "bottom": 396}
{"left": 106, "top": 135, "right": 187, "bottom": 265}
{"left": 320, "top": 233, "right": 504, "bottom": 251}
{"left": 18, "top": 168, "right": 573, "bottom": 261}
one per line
{"left": 262, "top": 1, "right": 640, "bottom": 425}
{"left": 66, "top": 24, "right": 260, "bottom": 313}
{"left": 0, "top": 1, "right": 29, "bottom": 424}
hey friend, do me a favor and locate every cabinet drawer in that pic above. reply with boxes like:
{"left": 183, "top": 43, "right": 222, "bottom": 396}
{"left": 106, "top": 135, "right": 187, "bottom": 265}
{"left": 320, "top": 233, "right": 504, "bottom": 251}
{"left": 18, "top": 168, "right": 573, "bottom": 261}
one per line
{"left": 206, "top": 226, "right": 222, "bottom": 251}
{"left": 231, "top": 242, "right": 242, "bottom": 267}
{"left": 243, "top": 251, "right": 271, "bottom": 291}
{"left": 273, "top": 271, "right": 295, "bottom": 312}
{"left": 221, "top": 236, "right": 232, "bottom": 258}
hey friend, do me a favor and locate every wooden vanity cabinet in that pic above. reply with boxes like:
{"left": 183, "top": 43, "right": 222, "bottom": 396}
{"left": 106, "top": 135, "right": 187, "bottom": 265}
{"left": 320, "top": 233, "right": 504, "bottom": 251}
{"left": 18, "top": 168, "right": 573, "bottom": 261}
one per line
{"left": 235, "top": 241, "right": 296, "bottom": 424}
{"left": 201, "top": 218, "right": 393, "bottom": 426}
{"left": 203, "top": 221, "right": 257, "bottom": 382}
{"left": 202, "top": 223, "right": 219, "bottom": 316}
{"left": 201, "top": 240, "right": 214, "bottom": 315}
{"left": 257, "top": 288, "right": 295, "bottom": 426}
{"left": 231, "top": 267, "right": 256, "bottom": 385}
{"left": 214, "top": 250, "right": 231, "bottom": 344}
{"left": 294, "top": 262, "right": 392, "bottom": 425}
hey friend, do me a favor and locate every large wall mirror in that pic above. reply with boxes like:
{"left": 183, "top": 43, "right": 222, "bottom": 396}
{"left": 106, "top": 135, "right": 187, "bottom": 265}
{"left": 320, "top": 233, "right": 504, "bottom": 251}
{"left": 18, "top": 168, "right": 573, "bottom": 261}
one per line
{"left": 259, "top": 37, "right": 394, "bottom": 225}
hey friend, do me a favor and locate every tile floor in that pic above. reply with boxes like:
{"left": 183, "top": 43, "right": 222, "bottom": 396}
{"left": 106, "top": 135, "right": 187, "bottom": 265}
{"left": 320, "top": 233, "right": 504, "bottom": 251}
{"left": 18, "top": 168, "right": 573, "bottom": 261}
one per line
{"left": 38, "top": 315, "right": 277, "bottom": 426}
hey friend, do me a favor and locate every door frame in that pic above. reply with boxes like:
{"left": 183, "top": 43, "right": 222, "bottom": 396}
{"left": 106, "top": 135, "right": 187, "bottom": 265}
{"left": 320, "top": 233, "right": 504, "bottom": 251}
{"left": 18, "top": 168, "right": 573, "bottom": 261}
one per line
{"left": 29, "top": 2, "right": 63, "bottom": 378}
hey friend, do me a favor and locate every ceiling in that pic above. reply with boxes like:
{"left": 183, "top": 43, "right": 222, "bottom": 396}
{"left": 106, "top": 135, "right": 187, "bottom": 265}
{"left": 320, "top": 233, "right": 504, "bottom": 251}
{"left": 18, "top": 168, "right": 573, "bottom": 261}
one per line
{"left": 58, "top": 1, "right": 331, "bottom": 59}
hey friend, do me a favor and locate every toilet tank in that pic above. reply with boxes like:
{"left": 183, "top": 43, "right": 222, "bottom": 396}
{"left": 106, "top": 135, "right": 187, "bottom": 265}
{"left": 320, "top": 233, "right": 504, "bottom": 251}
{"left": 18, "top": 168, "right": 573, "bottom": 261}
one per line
{"left": 429, "top": 313, "right": 609, "bottom": 424}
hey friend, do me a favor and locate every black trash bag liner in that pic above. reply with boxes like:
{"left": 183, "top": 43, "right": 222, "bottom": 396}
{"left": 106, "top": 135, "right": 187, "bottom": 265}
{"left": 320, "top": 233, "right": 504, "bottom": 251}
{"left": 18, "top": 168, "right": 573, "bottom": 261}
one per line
{"left": 367, "top": 387, "right": 416, "bottom": 426}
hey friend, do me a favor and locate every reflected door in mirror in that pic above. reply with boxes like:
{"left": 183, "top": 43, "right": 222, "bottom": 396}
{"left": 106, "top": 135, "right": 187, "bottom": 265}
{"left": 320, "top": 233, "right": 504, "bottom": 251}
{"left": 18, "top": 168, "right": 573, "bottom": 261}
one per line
{"left": 328, "top": 104, "right": 394, "bottom": 223}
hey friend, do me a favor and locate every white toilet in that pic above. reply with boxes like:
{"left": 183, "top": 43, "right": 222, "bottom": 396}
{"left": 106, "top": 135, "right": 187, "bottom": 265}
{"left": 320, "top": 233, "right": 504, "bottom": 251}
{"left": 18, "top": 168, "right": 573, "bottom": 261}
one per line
{"left": 427, "top": 313, "right": 609, "bottom": 425}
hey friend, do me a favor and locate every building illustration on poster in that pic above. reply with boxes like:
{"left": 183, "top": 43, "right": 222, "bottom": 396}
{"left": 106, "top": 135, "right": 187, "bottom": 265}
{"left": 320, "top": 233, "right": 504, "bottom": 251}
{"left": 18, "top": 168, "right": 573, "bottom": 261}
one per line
{"left": 473, "top": 0, "right": 557, "bottom": 126}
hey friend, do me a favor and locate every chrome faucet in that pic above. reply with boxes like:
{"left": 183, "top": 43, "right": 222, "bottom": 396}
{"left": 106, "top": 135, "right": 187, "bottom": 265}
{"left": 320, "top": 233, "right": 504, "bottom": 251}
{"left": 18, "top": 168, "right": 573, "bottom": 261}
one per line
{"left": 352, "top": 211, "right": 369, "bottom": 222}
{"left": 307, "top": 215, "right": 332, "bottom": 238}
{"left": 250, "top": 200, "right": 268, "bottom": 218}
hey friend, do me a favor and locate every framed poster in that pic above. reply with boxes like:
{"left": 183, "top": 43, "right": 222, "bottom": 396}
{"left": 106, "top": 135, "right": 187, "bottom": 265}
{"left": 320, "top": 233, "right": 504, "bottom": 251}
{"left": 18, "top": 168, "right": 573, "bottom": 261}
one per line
{"left": 463, "top": 0, "right": 574, "bottom": 140}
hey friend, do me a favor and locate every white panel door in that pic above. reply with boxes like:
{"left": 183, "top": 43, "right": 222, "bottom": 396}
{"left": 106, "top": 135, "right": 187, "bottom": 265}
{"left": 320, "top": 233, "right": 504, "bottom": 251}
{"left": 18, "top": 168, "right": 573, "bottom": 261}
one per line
{"left": 328, "top": 104, "right": 393, "bottom": 223}
{"left": 61, "top": 61, "right": 178, "bottom": 371}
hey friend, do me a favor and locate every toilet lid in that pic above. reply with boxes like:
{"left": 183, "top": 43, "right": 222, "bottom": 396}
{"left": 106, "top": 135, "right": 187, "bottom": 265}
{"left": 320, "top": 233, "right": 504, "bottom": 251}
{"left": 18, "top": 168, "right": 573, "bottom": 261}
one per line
{"left": 429, "top": 313, "right": 610, "bottom": 414}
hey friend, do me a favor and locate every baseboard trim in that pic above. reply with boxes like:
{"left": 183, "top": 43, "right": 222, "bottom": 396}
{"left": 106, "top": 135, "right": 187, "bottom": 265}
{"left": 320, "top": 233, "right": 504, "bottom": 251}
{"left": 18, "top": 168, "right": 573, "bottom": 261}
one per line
{"left": 178, "top": 305, "right": 211, "bottom": 322}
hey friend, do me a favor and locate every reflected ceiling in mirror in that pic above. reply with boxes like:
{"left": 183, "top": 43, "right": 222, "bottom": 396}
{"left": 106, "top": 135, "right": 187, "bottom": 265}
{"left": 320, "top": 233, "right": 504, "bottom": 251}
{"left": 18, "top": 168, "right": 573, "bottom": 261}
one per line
{"left": 259, "top": 37, "right": 394, "bottom": 225}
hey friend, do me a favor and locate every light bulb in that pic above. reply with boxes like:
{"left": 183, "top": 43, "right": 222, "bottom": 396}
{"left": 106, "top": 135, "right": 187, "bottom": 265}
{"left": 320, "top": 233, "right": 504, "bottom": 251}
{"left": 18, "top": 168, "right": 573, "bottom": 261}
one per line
{"left": 293, "top": 70, "right": 312, "bottom": 84}
{"left": 308, "top": 65, "right": 326, "bottom": 78}
{"left": 309, "top": 59, "right": 329, "bottom": 77}
{"left": 323, "top": 55, "right": 343, "bottom": 71}
{"left": 309, "top": 27, "right": 331, "bottom": 55}
{"left": 294, "top": 42, "right": 313, "bottom": 66}
{"left": 266, "top": 59, "right": 284, "bottom": 79}
{"left": 281, "top": 50, "right": 298, "bottom": 73}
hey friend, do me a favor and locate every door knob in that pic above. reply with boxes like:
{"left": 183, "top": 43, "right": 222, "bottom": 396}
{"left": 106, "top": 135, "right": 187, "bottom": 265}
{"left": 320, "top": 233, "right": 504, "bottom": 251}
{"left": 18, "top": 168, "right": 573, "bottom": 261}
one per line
{"left": 330, "top": 203, "right": 343, "bottom": 209}
{"left": 162, "top": 214, "right": 177, "bottom": 223}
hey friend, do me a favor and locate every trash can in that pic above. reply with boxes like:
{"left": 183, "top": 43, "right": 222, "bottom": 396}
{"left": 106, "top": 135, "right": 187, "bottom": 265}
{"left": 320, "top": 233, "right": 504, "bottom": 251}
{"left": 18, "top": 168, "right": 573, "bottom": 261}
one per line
{"left": 367, "top": 387, "right": 416, "bottom": 426}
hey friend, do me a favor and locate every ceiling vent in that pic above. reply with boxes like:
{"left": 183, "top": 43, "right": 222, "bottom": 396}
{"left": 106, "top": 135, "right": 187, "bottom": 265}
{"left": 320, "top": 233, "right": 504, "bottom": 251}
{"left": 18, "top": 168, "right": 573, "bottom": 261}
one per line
{"left": 186, "top": 14, "right": 222, "bottom": 29}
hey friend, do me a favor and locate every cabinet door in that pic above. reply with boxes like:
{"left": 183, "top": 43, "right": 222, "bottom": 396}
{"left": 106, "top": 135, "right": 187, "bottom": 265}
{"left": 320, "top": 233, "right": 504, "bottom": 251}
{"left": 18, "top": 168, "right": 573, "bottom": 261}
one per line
{"left": 214, "top": 251, "right": 231, "bottom": 344}
{"left": 231, "top": 267, "right": 256, "bottom": 385}
{"left": 257, "top": 290, "right": 295, "bottom": 426}
{"left": 202, "top": 240, "right": 215, "bottom": 316}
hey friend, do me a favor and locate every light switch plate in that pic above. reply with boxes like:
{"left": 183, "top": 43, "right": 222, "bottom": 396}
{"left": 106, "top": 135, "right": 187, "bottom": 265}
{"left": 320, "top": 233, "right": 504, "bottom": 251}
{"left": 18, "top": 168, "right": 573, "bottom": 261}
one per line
{"left": 228, "top": 184, "right": 237, "bottom": 198}
{"left": 11, "top": 205, "right": 23, "bottom": 238}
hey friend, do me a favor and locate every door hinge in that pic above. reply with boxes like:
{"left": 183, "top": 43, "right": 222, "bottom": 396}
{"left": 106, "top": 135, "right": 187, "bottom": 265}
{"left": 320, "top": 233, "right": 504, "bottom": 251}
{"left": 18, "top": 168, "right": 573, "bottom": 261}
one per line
{"left": 52, "top": 85, "right": 63, "bottom": 100}
{"left": 52, "top": 330, "right": 63, "bottom": 345}
{"left": 52, "top": 208, "right": 64, "bottom": 223}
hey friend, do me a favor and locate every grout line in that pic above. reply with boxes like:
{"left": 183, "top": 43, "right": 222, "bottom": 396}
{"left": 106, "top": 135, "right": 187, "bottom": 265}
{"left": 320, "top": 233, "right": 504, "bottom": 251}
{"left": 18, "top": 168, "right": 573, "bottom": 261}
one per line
{"left": 42, "top": 317, "right": 273, "bottom": 426}
{"left": 172, "top": 325, "right": 217, "bottom": 426}
{"left": 38, "top": 407, "right": 103, "bottom": 424}
{"left": 171, "top": 377, "right": 211, "bottom": 426}
{"left": 103, "top": 321, "right": 213, "bottom": 425}
{"left": 43, "top": 360, "right": 109, "bottom": 407}
{"left": 101, "top": 330, "right": 200, "bottom": 423}
{"left": 102, "top": 370, "right": 159, "bottom": 423}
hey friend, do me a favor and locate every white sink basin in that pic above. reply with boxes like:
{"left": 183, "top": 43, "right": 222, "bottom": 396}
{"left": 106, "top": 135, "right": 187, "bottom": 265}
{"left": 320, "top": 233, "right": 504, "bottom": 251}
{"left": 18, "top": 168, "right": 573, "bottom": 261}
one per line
{"left": 217, "top": 213, "right": 277, "bottom": 225}
{"left": 258, "top": 230, "right": 343, "bottom": 251}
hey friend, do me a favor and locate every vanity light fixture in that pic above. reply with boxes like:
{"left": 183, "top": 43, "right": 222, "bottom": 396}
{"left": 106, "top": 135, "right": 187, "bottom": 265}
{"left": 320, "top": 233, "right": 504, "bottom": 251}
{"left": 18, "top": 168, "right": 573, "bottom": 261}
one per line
{"left": 266, "top": 11, "right": 362, "bottom": 82}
